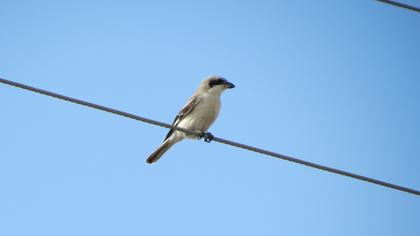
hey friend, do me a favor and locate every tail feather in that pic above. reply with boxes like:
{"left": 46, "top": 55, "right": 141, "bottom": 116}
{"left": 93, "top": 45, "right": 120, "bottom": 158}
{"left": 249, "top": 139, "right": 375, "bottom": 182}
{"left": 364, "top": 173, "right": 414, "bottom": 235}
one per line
{"left": 146, "top": 140, "right": 174, "bottom": 164}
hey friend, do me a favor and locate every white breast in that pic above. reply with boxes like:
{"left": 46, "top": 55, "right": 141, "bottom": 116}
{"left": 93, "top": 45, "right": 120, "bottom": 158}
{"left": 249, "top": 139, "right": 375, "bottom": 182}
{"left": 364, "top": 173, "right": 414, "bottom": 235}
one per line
{"left": 177, "top": 94, "right": 221, "bottom": 137}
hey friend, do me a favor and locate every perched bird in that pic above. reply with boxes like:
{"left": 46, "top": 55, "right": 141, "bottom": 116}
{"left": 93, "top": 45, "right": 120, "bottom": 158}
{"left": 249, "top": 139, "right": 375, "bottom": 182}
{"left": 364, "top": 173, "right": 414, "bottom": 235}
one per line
{"left": 146, "top": 76, "right": 235, "bottom": 164}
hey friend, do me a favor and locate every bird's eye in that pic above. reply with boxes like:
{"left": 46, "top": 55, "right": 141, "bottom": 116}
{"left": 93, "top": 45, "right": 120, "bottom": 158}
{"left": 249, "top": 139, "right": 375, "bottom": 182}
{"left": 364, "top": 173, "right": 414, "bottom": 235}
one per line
{"left": 209, "top": 78, "right": 225, "bottom": 88}
{"left": 209, "top": 80, "right": 218, "bottom": 88}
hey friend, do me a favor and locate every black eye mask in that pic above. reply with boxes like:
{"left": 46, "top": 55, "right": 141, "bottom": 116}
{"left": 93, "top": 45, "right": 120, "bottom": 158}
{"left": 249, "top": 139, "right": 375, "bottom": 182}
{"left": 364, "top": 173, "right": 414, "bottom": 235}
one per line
{"left": 209, "top": 78, "right": 225, "bottom": 88}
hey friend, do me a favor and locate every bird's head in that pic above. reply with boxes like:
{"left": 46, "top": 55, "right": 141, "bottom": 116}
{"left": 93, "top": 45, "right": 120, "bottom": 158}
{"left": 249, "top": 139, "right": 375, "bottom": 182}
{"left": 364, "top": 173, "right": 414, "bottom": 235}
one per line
{"left": 198, "top": 76, "right": 235, "bottom": 96}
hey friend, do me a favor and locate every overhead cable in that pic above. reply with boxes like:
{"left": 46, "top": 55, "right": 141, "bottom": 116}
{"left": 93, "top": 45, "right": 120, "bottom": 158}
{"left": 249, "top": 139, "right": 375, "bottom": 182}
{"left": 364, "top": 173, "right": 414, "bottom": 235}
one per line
{"left": 377, "top": 0, "right": 420, "bottom": 13}
{"left": 1, "top": 77, "right": 419, "bottom": 196}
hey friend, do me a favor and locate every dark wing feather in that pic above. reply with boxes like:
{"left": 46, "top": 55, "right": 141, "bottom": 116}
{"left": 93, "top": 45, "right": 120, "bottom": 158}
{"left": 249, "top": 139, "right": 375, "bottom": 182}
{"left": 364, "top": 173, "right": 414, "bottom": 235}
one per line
{"left": 164, "top": 96, "right": 200, "bottom": 141}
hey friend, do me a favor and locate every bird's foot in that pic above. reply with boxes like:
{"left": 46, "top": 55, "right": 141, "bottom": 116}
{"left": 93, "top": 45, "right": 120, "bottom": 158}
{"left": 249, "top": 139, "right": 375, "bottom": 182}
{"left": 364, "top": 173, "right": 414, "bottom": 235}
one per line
{"left": 197, "top": 132, "right": 214, "bottom": 143}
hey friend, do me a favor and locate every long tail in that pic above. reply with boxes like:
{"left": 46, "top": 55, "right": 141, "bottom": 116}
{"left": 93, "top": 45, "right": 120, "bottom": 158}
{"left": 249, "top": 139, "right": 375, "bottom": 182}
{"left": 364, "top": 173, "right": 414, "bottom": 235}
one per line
{"left": 146, "top": 140, "right": 175, "bottom": 164}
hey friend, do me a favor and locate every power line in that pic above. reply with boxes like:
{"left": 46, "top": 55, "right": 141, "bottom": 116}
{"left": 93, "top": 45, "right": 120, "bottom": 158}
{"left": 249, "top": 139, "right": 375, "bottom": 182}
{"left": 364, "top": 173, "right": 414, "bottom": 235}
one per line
{"left": 377, "top": 0, "right": 420, "bottom": 13}
{"left": 1, "top": 77, "right": 419, "bottom": 196}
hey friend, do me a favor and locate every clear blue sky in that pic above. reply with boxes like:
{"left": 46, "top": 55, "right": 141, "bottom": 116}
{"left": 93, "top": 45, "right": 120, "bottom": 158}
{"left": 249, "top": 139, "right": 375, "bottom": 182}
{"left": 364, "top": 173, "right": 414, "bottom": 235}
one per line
{"left": 1, "top": 0, "right": 419, "bottom": 235}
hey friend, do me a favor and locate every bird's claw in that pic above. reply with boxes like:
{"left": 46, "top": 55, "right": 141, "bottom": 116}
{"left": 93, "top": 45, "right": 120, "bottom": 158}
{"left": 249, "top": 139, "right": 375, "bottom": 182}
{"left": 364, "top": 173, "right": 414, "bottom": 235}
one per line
{"left": 197, "top": 132, "right": 214, "bottom": 143}
{"left": 204, "top": 132, "right": 214, "bottom": 142}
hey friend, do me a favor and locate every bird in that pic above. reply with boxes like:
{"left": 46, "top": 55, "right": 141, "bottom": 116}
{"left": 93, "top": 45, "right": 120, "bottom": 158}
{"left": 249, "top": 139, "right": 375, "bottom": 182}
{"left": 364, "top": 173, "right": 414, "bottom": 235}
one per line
{"left": 146, "top": 76, "right": 235, "bottom": 164}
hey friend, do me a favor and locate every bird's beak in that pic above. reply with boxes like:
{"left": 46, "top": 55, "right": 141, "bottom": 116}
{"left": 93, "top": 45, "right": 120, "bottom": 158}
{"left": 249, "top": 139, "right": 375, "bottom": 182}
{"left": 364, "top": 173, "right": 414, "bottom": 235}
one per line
{"left": 224, "top": 81, "right": 235, "bottom": 89}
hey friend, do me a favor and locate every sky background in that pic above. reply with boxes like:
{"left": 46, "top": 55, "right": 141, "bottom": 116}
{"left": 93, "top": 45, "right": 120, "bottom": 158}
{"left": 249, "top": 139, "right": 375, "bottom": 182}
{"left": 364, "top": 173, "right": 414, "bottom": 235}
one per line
{"left": 1, "top": 0, "right": 420, "bottom": 235}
